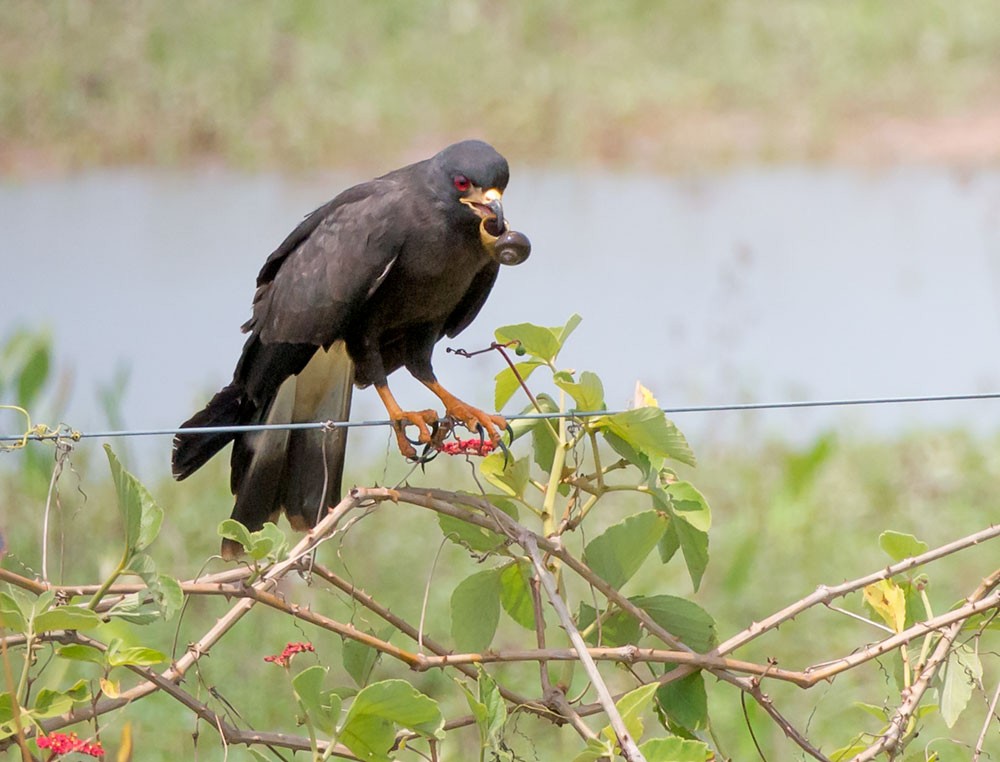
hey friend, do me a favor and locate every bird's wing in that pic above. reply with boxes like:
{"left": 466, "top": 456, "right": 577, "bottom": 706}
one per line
{"left": 443, "top": 260, "right": 501, "bottom": 338}
{"left": 242, "top": 181, "right": 406, "bottom": 348}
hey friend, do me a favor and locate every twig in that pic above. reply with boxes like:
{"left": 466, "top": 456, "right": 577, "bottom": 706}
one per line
{"left": 851, "top": 569, "right": 1000, "bottom": 761}
{"left": 973, "top": 677, "right": 1000, "bottom": 762}
{"left": 715, "top": 524, "right": 1000, "bottom": 657}
{"left": 524, "top": 534, "right": 645, "bottom": 762}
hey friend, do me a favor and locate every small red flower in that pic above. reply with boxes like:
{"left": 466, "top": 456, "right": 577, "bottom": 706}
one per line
{"left": 438, "top": 438, "right": 496, "bottom": 457}
{"left": 36, "top": 731, "right": 105, "bottom": 757}
{"left": 264, "top": 641, "right": 315, "bottom": 667}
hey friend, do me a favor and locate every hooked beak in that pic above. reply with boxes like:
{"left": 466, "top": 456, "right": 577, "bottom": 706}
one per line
{"left": 460, "top": 187, "right": 505, "bottom": 238}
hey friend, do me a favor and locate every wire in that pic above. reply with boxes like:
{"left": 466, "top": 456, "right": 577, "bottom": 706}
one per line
{"left": 2, "top": 391, "right": 999, "bottom": 443}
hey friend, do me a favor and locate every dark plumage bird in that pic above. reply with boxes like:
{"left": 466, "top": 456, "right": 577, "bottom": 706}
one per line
{"left": 172, "top": 140, "right": 527, "bottom": 558}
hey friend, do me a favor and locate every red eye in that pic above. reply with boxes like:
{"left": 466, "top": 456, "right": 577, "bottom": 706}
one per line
{"left": 453, "top": 175, "right": 471, "bottom": 192}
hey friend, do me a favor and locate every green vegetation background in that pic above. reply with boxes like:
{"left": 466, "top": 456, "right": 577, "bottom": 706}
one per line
{"left": 2, "top": 1, "right": 998, "bottom": 759}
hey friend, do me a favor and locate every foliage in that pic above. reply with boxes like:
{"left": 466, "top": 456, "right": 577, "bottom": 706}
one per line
{"left": 0, "top": 321, "right": 997, "bottom": 761}
{"left": 3, "top": 2, "right": 1000, "bottom": 173}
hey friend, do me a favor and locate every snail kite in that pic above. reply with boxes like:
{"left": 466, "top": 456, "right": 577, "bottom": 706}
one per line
{"left": 172, "top": 140, "right": 529, "bottom": 557}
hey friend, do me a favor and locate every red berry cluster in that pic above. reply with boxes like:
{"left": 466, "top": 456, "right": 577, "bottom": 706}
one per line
{"left": 36, "top": 732, "right": 105, "bottom": 758}
{"left": 437, "top": 438, "right": 496, "bottom": 456}
{"left": 263, "top": 641, "right": 315, "bottom": 667}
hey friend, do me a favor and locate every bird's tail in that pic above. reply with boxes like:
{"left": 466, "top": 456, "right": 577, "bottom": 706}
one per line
{"left": 172, "top": 383, "right": 245, "bottom": 481}
{"left": 224, "top": 342, "right": 354, "bottom": 558}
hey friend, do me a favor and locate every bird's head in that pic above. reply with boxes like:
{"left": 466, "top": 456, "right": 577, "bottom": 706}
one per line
{"left": 428, "top": 140, "right": 510, "bottom": 247}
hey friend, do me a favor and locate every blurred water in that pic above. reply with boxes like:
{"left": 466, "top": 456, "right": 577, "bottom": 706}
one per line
{"left": 2, "top": 165, "right": 1000, "bottom": 473}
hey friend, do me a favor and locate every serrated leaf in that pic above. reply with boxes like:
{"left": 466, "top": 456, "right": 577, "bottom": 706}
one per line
{"left": 0, "top": 592, "right": 28, "bottom": 632}
{"left": 438, "top": 496, "right": 517, "bottom": 555}
{"left": 451, "top": 569, "right": 501, "bottom": 652}
{"left": 34, "top": 606, "right": 103, "bottom": 633}
{"left": 104, "top": 445, "right": 161, "bottom": 553}
{"left": 601, "top": 683, "right": 657, "bottom": 744}
{"left": 572, "top": 736, "right": 616, "bottom": 762}
{"left": 864, "top": 579, "right": 906, "bottom": 633}
{"left": 656, "top": 670, "right": 708, "bottom": 731}
{"left": 578, "top": 603, "right": 642, "bottom": 647}
{"left": 553, "top": 370, "right": 605, "bottom": 412}
{"left": 665, "top": 482, "right": 711, "bottom": 533}
{"left": 495, "top": 314, "right": 581, "bottom": 364}
{"left": 879, "top": 531, "right": 928, "bottom": 562}
{"left": 458, "top": 668, "right": 508, "bottom": 753}
{"left": 653, "top": 489, "right": 710, "bottom": 592}
{"left": 480, "top": 453, "right": 530, "bottom": 498}
{"left": 105, "top": 593, "right": 159, "bottom": 625}
{"left": 218, "top": 519, "right": 254, "bottom": 550}
{"left": 150, "top": 574, "right": 183, "bottom": 621}
{"left": 583, "top": 511, "right": 669, "bottom": 590}
{"left": 631, "top": 595, "right": 718, "bottom": 653}
{"left": 639, "top": 736, "right": 713, "bottom": 761}
{"left": 339, "top": 680, "right": 443, "bottom": 761}
{"left": 293, "top": 665, "right": 341, "bottom": 735}
{"left": 494, "top": 360, "right": 544, "bottom": 410}
{"left": 32, "top": 688, "right": 77, "bottom": 718}
{"left": 343, "top": 625, "right": 395, "bottom": 688}
{"left": 499, "top": 560, "right": 535, "bottom": 630}
{"left": 940, "top": 643, "right": 982, "bottom": 727}
{"left": 56, "top": 644, "right": 107, "bottom": 666}
{"left": 598, "top": 407, "right": 695, "bottom": 468}
{"left": 107, "top": 646, "right": 166, "bottom": 668}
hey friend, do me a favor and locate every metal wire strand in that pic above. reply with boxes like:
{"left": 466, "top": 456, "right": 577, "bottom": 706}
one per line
{"left": 2, "top": 391, "right": 999, "bottom": 443}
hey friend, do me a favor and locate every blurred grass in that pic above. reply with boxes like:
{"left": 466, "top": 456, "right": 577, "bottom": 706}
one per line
{"left": 2, "top": 426, "right": 997, "bottom": 760}
{"left": 2, "top": 0, "right": 999, "bottom": 174}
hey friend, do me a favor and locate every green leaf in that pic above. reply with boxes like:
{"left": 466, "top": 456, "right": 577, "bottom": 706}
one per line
{"left": 665, "top": 482, "right": 711, "bottom": 533}
{"left": 107, "top": 645, "right": 167, "bottom": 668}
{"left": 343, "top": 625, "right": 395, "bottom": 688}
{"left": 602, "top": 683, "right": 657, "bottom": 744}
{"left": 56, "top": 644, "right": 107, "bottom": 666}
{"left": 578, "top": 604, "right": 641, "bottom": 647}
{"left": 105, "top": 444, "right": 162, "bottom": 553}
{"left": 0, "top": 592, "right": 28, "bottom": 633}
{"left": 940, "top": 643, "right": 982, "bottom": 727}
{"left": 583, "top": 511, "right": 669, "bottom": 590}
{"left": 480, "top": 453, "right": 530, "bottom": 498}
{"left": 494, "top": 360, "right": 544, "bottom": 410}
{"left": 495, "top": 314, "right": 581, "bottom": 364}
{"left": 218, "top": 519, "right": 254, "bottom": 551}
{"left": 571, "top": 736, "right": 616, "bottom": 762}
{"left": 499, "top": 560, "right": 535, "bottom": 630}
{"left": 655, "top": 670, "right": 708, "bottom": 731}
{"left": 150, "top": 574, "right": 183, "bottom": 621}
{"left": 451, "top": 569, "right": 502, "bottom": 652}
{"left": 339, "top": 680, "right": 444, "bottom": 761}
{"left": 639, "top": 736, "right": 713, "bottom": 761}
{"left": 597, "top": 407, "right": 695, "bottom": 468}
{"left": 34, "top": 605, "right": 103, "bottom": 633}
{"left": 105, "top": 593, "right": 159, "bottom": 625}
{"left": 32, "top": 688, "right": 76, "bottom": 719}
{"left": 631, "top": 595, "right": 718, "bottom": 653}
{"left": 438, "top": 496, "right": 517, "bottom": 555}
{"left": 292, "top": 665, "right": 341, "bottom": 735}
{"left": 657, "top": 521, "right": 680, "bottom": 565}
{"left": 653, "top": 487, "right": 710, "bottom": 592}
{"left": 458, "top": 668, "right": 508, "bottom": 754}
{"left": 553, "top": 370, "right": 605, "bottom": 412}
{"left": 879, "top": 531, "right": 928, "bottom": 562}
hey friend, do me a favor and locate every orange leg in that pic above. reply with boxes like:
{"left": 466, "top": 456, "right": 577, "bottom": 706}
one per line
{"left": 422, "top": 380, "right": 507, "bottom": 442}
{"left": 376, "top": 384, "right": 439, "bottom": 458}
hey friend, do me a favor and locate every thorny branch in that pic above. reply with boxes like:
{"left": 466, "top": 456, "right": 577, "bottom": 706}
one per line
{"left": 0, "top": 485, "right": 996, "bottom": 761}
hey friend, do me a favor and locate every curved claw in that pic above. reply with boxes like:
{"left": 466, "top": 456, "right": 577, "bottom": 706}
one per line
{"left": 495, "top": 435, "right": 511, "bottom": 469}
{"left": 503, "top": 423, "right": 515, "bottom": 446}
